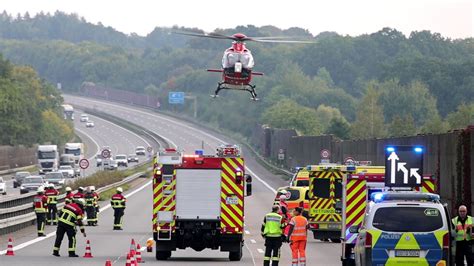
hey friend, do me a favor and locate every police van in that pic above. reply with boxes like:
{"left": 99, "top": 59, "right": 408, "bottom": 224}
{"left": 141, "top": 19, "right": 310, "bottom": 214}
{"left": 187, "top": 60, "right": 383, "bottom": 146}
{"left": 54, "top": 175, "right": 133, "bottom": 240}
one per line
{"left": 352, "top": 192, "right": 453, "bottom": 266}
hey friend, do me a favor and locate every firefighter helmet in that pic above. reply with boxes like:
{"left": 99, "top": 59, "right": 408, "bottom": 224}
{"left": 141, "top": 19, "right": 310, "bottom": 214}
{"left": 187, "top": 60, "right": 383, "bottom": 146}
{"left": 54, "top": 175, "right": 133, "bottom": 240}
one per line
{"left": 37, "top": 186, "right": 45, "bottom": 193}
{"left": 75, "top": 198, "right": 85, "bottom": 206}
{"left": 279, "top": 194, "right": 287, "bottom": 201}
{"left": 65, "top": 186, "right": 72, "bottom": 192}
{"left": 90, "top": 186, "right": 96, "bottom": 191}
{"left": 116, "top": 187, "right": 123, "bottom": 193}
{"left": 78, "top": 187, "right": 84, "bottom": 192}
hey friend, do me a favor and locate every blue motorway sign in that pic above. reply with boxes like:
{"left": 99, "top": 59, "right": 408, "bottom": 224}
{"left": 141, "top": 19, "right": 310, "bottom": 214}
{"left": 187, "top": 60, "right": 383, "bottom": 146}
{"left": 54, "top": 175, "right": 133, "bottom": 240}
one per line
{"left": 169, "top": 92, "right": 185, "bottom": 104}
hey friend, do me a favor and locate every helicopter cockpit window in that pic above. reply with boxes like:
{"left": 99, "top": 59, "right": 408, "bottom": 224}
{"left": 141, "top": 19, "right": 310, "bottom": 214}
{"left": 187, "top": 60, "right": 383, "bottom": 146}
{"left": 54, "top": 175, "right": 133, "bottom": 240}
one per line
{"left": 222, "top": 52, "right": 255, "bottom": 69}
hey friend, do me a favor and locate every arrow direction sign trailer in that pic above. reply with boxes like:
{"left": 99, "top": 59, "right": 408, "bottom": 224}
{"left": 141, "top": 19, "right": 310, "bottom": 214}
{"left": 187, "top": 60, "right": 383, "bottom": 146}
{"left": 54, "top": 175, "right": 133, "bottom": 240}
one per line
{"left": 385, "top": 145, "right": 424, "bottom": 187}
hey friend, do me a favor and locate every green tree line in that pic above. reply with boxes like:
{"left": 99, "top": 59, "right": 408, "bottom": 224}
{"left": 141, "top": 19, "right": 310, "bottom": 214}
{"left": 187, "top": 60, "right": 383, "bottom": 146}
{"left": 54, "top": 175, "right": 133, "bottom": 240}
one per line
{"left": 0, "top": 54, "right": 73, "bottom": 146}
{"left": 0, "top": 11, "right": 472, "bottom": 140}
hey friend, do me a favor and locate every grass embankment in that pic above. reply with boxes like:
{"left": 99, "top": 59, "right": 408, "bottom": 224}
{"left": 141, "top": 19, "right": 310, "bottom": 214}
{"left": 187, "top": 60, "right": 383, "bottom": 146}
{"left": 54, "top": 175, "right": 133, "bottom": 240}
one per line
{"left": 99, "top": 184, "right": 130, "bottom": 201}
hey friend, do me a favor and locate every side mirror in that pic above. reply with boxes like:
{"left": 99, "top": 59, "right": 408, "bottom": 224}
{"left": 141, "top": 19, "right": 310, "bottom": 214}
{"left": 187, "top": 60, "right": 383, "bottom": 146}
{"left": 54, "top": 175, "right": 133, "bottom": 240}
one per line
{"left": 349, "top": 225, "right": 359, "bottom": 234}
{"left": 245, "top": 174, "right": 252, "bottom": 197}
{"left": 335, "top": 201, "right": 342, "bottom": 213}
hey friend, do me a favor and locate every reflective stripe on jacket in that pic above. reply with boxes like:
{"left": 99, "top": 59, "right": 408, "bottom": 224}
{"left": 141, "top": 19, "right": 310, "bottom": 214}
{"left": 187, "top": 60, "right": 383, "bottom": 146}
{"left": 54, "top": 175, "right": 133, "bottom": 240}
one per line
{"left": 289, "top": 215, "right": 308, "bottom": 241}
{"left": 33, "top": 195, "right": 48, "bottom": 213}
{"left": 452, "top": 216, "right": 473, "bottom": 241}
{"left": 59, "top": 203, "right": 84, "bottom": 230}
{"left": 263, "top": 212, "right": 284, "bottom": 237}
{"left": 111, "top": 194, "right": 126, "bottom": 208}
{"left": 45, "top": 189, "right": 59, "bottom": 204}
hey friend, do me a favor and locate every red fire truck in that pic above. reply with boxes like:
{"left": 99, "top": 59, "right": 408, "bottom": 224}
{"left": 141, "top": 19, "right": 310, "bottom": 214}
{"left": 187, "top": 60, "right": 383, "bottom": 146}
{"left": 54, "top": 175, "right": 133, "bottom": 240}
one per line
{"left": 152, "top": 146, "right": 252, "bottom": 261}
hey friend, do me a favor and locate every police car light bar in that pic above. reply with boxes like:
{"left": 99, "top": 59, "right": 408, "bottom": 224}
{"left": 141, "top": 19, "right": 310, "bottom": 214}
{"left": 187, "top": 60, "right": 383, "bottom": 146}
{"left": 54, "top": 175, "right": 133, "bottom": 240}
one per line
{"left": 386, "top": 146, "right": 395, "bottom": 152}
{"left": 371, "top": 192, "right": 440, "bottom": 203}
{"left": 414, "top": 147, "right": 423, "bottom": 153}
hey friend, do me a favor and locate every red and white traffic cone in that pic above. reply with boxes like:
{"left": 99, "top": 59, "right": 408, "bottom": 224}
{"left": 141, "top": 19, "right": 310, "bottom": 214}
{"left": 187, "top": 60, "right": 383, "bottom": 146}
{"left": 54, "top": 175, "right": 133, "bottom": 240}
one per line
{"left": 5, "top": 237, "right": 14, "bottom": 256}
{"left": 105, "top": 259, "right": 112, "bottom": 266}
{"left": 136, "top": 244, "right": 143, "bottom": 263}
{"left": 83, "top": 240, "right": 94, "bottom": 258}
{"left": 130, "top": 251, "right": 137, "bottom": 266}
{"left": 125, "top": 253, "right": 131, "bottom": 266}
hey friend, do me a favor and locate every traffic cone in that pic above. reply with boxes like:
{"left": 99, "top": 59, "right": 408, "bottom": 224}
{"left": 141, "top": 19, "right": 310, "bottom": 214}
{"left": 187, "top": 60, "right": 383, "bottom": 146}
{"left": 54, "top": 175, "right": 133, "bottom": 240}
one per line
{"left": 105, "top": 259, "right": 112, "bottom": 266}
{"left": 136, "top": 244, "right": 143, "bottom": 263}
{"left": 125, "top": 253, "right": 131, "bottom": 266}
{"left": 83, "top": 239, "right": 94, "bottom": 258}
{"left": 130, "top": 251, "right": 137, "bottom": 266}
{"left": 5, "top": 237, "right": 14, "bottom": 256}
{"left": 130, "top": 239, "right": 136, "bottom": 253}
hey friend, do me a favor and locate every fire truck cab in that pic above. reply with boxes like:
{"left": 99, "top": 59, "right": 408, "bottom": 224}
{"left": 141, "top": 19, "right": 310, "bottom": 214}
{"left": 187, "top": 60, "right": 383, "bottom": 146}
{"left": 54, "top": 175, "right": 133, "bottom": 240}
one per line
{"left": 152, "top": 146, "right": 252, "bottom": 261}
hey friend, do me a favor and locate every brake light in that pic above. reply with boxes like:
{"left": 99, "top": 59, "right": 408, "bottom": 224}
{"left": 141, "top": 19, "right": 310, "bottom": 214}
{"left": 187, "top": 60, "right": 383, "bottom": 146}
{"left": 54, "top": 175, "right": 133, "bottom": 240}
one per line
{"left": 442, "top": 232, "right": 449, "bottom": 249}
{"left": 365, "top": 232, "right": 372, "bottom": 248}
{"left": 309, "top": 223, "right": 319, "bottom": 229}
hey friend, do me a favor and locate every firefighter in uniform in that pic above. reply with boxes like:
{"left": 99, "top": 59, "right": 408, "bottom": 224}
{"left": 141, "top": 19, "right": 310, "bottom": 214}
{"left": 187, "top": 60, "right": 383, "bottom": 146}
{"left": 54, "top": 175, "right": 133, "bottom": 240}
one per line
{"left": 452, "top": 205, "right": 473, "bottom": 266}
{"left": 111, "top": 187, "right": 126, "bottom": 230}
{"left": 91, "top": 186, "right": 100, "bottom": 222}
{"left": 65, "top": 187, "right": 74, "bottom": 204}
{"left": 261, "top": 205, "right": 286, "bottom": 266}
{"left": 45, "top": 183, "right": 59, "bottom": 225}
{"left": 33, "top": 186, "right": 48, "bottom": 237}
{"left": 84, "top": 187, "right": 97, "bottom": 226}
{"left": 53, "top": 198, "right": 86, "bottom": 257}
{"left": 73, "top": 187, "right": 85, "bottom": 199}
{"left": 287, "top": 207, "right": 309, "bottom": 266}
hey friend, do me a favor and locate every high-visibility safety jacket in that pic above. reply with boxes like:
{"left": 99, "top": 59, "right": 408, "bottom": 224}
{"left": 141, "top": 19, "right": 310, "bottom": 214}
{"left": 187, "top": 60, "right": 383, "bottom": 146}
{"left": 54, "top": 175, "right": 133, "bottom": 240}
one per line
{"left": 73, "top": 192, "right": 84, "bottom": 199}
{"left": 262, "top": 212, "right": 284, "bottom": 237}
{"left": 33, "top": 194, "right": 48, "bottom": 213}
{"left": 289, "top": 215, "right": 308, "bottom": 241}
{"left": 85, "top": 192, "right": 96, "bottom": 207}
{"left": 45, "top": 188, "right": 59, "bottom": 205}
{"left": 452, "top": 215, "right": 473, "bottom": 241}
{"left": 111, "top": 194, "right": 126, "bottom": 209}
{"left": 65, "top": 192, "right": 74, "bottom": 204}
{"left": 59, "top": 203, "right": 85, "bottom": 230}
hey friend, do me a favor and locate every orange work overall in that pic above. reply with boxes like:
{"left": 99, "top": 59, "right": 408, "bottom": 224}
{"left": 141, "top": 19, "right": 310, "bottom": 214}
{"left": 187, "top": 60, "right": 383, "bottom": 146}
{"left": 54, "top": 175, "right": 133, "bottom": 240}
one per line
{"left": 289, "top": 215, "right": 308, "bottom": 266}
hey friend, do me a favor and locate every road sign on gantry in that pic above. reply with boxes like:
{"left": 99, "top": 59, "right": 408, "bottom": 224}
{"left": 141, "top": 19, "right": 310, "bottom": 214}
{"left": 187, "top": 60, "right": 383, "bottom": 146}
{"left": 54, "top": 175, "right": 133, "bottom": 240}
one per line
{"left": 385, "top": 145, "right": 424, "bottom": 187}
{"left": 79, "top": 159, "right": 90, "bottom": 170}
{"left": 168, "top": 92, "right": 185, "bottom": 104}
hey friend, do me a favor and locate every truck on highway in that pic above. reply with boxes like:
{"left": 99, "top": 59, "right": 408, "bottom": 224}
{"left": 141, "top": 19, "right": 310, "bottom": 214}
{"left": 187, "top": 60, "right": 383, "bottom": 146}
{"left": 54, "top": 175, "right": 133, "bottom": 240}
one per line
{"left": 62, "top": 104, "right": 74, "bottom": 120}
{"left": 152, "top": 145, "right": 252, "bottom": 261}
{"left": 38, "top": 145, "right": 59, "bottom": 174}
{"left": 64, "top": 143, "right": 84, "bottom": 176}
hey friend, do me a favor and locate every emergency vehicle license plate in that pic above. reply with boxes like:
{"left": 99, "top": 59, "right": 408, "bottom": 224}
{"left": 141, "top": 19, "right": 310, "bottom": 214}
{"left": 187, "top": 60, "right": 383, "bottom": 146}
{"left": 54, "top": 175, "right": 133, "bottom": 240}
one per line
{"left": 395, "top": 250, "right": 420, "bottom": 257}
{"left": 226, "top": 196, "right": 239, "bottom": 205}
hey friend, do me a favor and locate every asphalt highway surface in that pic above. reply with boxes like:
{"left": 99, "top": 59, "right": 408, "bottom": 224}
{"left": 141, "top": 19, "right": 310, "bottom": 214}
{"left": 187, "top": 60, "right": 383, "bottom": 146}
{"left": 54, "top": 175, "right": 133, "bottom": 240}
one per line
{"left": 1, "top": 95, "right": 340, "bottom": 265}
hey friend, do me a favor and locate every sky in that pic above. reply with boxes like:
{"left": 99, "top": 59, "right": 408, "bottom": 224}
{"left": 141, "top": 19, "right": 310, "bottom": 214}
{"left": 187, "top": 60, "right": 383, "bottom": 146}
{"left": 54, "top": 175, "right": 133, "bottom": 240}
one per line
{"left": 1, "top": 0, "right": 473, "bottom": 39}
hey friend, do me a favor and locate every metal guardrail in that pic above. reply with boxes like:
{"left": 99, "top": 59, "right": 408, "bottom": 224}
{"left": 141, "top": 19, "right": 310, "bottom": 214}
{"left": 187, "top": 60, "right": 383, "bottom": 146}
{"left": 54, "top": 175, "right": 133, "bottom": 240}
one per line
{"left": 0, "top": 111, "right": 168, "bottom": 235}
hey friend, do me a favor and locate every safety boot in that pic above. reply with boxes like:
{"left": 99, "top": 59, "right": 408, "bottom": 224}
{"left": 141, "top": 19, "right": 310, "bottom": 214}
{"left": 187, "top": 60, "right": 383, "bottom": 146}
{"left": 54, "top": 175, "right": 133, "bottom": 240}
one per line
{"left": 52, "top": 251, "right": 60, "bottom": 257}
{"left": 69, "top": 252, "right": 79, "bottom": 257}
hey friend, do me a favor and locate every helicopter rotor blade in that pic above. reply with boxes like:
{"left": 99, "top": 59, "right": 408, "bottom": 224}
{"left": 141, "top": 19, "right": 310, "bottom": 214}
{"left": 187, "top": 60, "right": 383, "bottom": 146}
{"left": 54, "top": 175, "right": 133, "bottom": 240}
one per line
{"left": 173, "top": 31, "right": 235, "bottom": 40}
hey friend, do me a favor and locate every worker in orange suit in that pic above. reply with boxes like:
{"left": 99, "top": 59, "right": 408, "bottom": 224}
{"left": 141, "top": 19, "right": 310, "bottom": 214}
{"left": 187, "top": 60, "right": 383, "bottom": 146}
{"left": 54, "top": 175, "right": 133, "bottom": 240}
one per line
{"left": 286, "top": 207, "right": 309, "bottom": 266}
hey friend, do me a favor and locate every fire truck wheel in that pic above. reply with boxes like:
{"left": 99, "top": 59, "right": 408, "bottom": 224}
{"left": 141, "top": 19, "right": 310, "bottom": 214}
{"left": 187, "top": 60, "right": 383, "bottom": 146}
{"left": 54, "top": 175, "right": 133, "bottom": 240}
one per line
{"left": 156, "top": 251, "right": 171, "bottom": 260}
{"left": 330, "top": 238, "right": 341, "bottom": 243}
{"left": 229, "top": 247, "right": 243, "bottom": 261}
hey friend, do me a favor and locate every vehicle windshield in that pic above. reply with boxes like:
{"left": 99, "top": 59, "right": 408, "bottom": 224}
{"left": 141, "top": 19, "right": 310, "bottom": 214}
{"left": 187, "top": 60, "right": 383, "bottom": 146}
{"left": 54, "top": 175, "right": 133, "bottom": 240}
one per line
{"left": 65, "top": 148, "right": 81, "bottom": 156}
{"left": 45, "top": 173, "right": 63, "bottom": 179}
{"left": 38, "top": 151, "right": 56, "bottom": 159}
{"left": 136, "top": 147, "right": 145, "bottom": 151}
{"left": 296, "top": 180, "right": 309, "bottom": 187}
{"left": 16, "top": 172, "right": 30, "bottom": 178}
{"left": 222, "top": 51, "right": 254, "bottom": 69}
{"left": 24, "top": 177, "right": 42, "bottom": 184}
{"left": 372, "top": 206, "right": 444, "bottom": 232}
{"left": 60, "top": 166, "right": 72, "bottom": 170}
{"left": 276, "top": 189, "right": 300, "bottom": 201}
{"left": 116, "top": 155, "right": 127, "bottom": 160}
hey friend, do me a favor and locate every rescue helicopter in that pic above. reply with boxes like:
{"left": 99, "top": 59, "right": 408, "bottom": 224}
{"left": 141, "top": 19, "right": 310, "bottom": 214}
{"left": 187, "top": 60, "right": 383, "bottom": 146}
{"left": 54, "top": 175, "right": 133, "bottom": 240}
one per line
{"left": 176, "top": 31, "right": 313, "bottom": 101}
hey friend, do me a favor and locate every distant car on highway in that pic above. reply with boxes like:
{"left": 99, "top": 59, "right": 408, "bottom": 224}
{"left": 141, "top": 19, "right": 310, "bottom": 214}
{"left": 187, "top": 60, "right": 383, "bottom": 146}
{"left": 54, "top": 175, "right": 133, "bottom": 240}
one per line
{"left": 0, "top": 177, "right": 7, "bottom": 195}
{"left": 127, "top": 154, "right": 139, "bottom": 163}
{"left": 44, "top": 172, "right": 66, "bottom": 186}
{"left": 14, "top": 171, "right": 31, "bottom": 188}
{"left": 103, "top": 159, "right": 118, "bottom": 170}
{"left": 135, "top": 146, "right": 146, "bottom": 156}
{"left": 58, "top": 165, "right": 75, "bottom": 178}
{"left": 115, "top": 154, "right": 128, "bottom": 167}
{"left": 20, "top": 176, "right": 47, "bottom": 194}
{"left": 86, "top": 121, "right": 95, "bottom": 128}
{"left": 96, "top": 154, "right": 103, "bottom": 167}
{"left": 80, "top": 114, "right": 89, "bottom": 122}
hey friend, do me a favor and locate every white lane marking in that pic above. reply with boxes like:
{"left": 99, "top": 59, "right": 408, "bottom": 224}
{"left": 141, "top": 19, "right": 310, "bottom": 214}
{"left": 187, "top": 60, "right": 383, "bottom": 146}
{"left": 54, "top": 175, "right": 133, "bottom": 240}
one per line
{"left": 245, "top": 230, "right": 250, "bottom": 235}
{"left": 86, "top": 113, "right": 151, "bottom": 148}
{"left": 257, "top": 248, "right": 264, "bottom": 254}
{"left": 75, "top": 128, "right": 100, "bottom": 160}
{"left": 250, "top": 239, "right": 256, "bottom": 244}
{"left": 244, "top": 242, "right": 257, "bottom": 266}
{"left": 70, "top": 96, "right": 277, "bottom": 193}
{"left": 0, "top": 180, "right": 152, "bottom": 255}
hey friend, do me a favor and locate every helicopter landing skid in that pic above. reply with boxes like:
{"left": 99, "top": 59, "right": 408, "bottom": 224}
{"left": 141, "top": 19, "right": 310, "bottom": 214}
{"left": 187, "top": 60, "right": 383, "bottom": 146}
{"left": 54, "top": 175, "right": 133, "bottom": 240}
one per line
{"left": 211, "top": 82, "right": 258, "bottom": 101}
